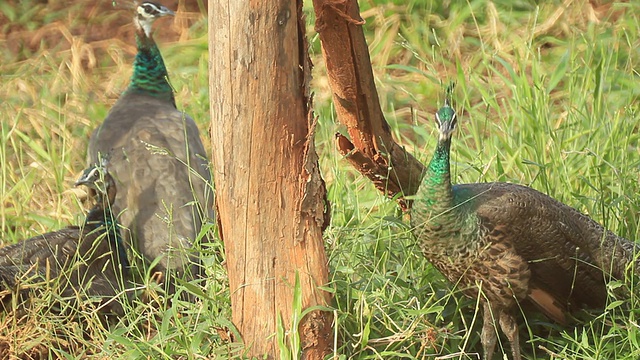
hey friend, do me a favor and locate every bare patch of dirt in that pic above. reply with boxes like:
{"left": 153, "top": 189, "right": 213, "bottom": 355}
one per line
{"left": 0, "top": 0, "right": 206, "bottom": 64}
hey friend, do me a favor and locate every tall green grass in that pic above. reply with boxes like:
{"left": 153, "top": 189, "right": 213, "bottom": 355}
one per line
{"left": 1, "top": 0, "right": 639, "bottom": 358}
{"left": 319, "top": 1, "right": 640, "bottom": 359}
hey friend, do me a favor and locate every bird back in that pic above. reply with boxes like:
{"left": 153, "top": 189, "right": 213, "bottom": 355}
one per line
{"left": 86, "top": 3, "right": 213, "bottom": 289}
{"left": 0, "top": 166, "right": 129, "bottom": 314}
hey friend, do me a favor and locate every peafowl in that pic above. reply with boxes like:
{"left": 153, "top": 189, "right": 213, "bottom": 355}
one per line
{"left": 0, "top": 163, "right": 129, "bottom": 314}
{"left": 87, "top": 2, "right": 213, "bottom": 293}
{"left": 410, "top": 97, "right": 640, "bottom": 360}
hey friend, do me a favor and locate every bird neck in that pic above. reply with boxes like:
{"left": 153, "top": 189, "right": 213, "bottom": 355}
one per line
{"left": 85, "top": 200, "right": 116, "bottom": 231}
{"left": 421, "top": 138, "right": 454, "bottom": 210}
{"left": 125, "top": 29, "right": 176, "bottom": 106}
{"left": 413, "top": 137, "right": 460, "bottom": 236}
{"left": 86, "top": 198, "right": 130, "bottom": 270}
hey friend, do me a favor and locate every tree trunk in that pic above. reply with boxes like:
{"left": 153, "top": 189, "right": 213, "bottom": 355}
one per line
{"left": 208, "top": 1, "right": 333, "bottom": 359}
{"left": 313, "top": 0, "right": 425, "bottom": 209}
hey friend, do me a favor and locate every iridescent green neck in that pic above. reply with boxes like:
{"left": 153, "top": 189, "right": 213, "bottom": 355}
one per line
{"left": 419, "top": 139, "right": 454, "bottom": 212}
{"left": 125, "top": 31, "right": 175, "bottom": 106}
{"left": 411, "top": 135, "right": 463, "bottom": 244}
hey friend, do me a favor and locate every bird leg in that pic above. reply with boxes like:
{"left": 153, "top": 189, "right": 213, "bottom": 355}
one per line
{"left": 481, "top": 301, "right": 498, "bottom": 360}
{"left": 499, "top": 310, "right": 521, "bottom": 360}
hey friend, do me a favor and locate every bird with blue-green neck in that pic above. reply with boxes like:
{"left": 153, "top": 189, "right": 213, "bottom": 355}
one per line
{"left": 0, "top": 163, "right": 129, "bottom": 315}
{"left": 411, "top": 94, "right": 640, "bottom": 360}
{"left": 125, "top": 1, "right": 175, "bottom": 105}
{"left": 87, "top": 1, "right": 214, "bottom": 297}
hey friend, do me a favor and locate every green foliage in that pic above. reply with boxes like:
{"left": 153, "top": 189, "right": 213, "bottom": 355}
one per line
{"left": 277, "top": 272, "right": 334, "bottom": 360}
{"left": 1, "top": 0, "right": 640, "bottom": 358}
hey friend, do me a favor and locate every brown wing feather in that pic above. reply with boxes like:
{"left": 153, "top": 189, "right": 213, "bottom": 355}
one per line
{"left": 88, "top": 94, "right": 213, "bottom": 278}
{"left": 455, "top": 181, "right": 630, "bottom": 316}
{"left": 528, "top": 286, "right": 567, "bottom": 324}
{"left": 0, "top": 227, "right": 81, "bottom": 270}
{"left": 0, "top": 226, "right": 125, "bottom": 301}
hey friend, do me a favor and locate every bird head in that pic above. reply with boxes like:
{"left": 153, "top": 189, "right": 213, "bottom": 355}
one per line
{"left": 436, "top": 98, "right": 457, "bottom": 142}
{"left": 75, "top": 165, "right": 109, "bottom": 195}
{"left": 76, "top": 163, "right": 118, "bottom": 207}
{"left": 134, "top": 1, "right": 175, "bottom": 37}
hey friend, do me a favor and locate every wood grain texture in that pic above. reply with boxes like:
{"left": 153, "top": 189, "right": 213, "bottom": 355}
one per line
{"left": 312, "top": 0, "right": 426, "bottom": 210}
{"left": 209, "top": 1, "right": 332, "bottom": 358}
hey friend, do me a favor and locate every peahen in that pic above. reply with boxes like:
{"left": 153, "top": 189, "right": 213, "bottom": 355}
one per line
{"left": 410, "top": 97, "right": 640, "bottom": 360}
{"left": 87, "top": 2, "right": 213, "bottom": 293}
{"left": 0, "top": 163, "right": 129, "bottom": 314}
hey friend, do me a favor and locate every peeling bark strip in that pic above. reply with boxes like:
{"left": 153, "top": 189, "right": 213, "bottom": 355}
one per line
{"left": 312, "top": 0, "right": 426, "bottom": 209}
{"left": 209, "top": 0, "right": 333, "bottom": 358}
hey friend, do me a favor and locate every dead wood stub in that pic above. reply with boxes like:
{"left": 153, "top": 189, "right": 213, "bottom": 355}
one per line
{"left": 313, "top": 0, "right": 426, "bottom": 209}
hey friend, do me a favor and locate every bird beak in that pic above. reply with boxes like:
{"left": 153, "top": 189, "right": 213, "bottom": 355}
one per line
{"left": 74, "top": 178, "right": 88, "bottom": 187}
{"left": 74, "top": 171, "right": 93, "bottom": 187}
{"left": 159, "top": 5, "right": 175, "bottom": 17}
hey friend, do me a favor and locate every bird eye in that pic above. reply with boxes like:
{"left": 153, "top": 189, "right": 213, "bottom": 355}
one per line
{"left": 141, "top": 4, "right": 157, "bottom": 16}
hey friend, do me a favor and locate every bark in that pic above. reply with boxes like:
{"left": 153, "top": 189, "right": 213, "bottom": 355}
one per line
{"left": 209, "top": 1, "right": 333, "bottom": 358}
{"left": 312, "top": 0, "right": 425, "bottom": 209}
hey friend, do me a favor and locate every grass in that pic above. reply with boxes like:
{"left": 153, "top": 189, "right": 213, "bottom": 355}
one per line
{"left": 1, "top": 0, "right": 640, "bottom": 359}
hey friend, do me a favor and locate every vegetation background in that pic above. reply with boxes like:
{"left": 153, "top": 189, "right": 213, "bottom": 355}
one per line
{"left": 1, "top": 0, "right": 639, "bottom": 358}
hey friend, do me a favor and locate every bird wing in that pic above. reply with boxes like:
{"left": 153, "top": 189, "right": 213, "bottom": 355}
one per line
{"left": 0, "top": 227, "right": 83, "bottom": 291}
{"left": 0, "top": 228, "right": 80, "bottom": 269}
{"left": 88, "top": 94, "right": 213, "bottom": 275}
{"left": 456, "top": 182, "right": 610, "bottom": 313}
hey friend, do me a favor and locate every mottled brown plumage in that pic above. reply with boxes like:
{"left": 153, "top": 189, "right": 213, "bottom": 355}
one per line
{"left": 410, "top": 99, "right": 639, "bottom": 360}
{"left": 86, "top": 2, "right": 213, "bottom": 292}
{"left": 0, "top": 164, "right": 128, "bottom": 314}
